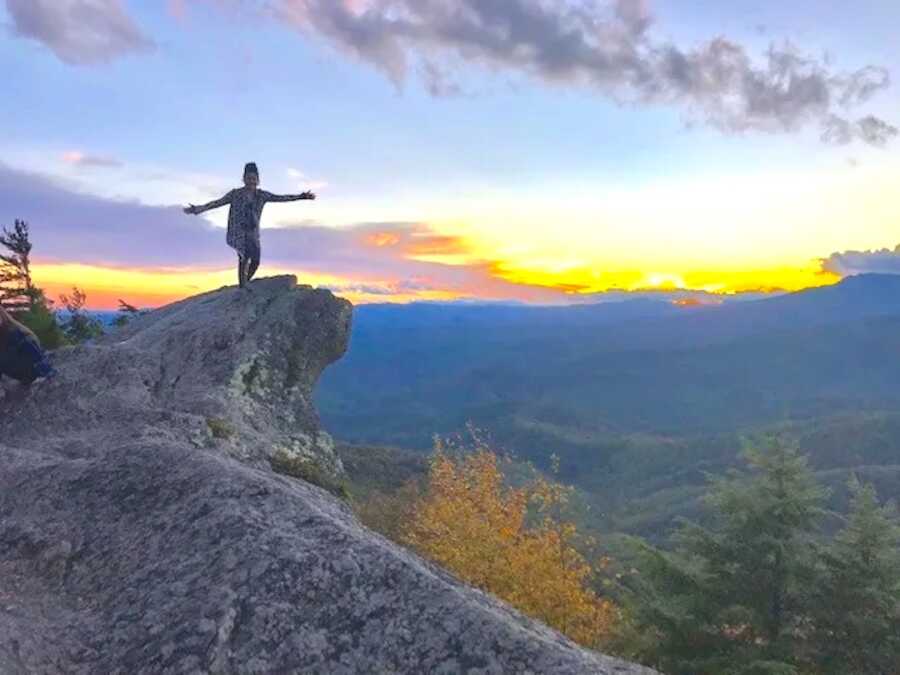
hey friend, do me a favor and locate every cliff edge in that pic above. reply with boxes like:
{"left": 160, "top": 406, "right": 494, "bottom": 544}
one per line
{"left": 0, "top": 276, "right": 655, "bottom": 674}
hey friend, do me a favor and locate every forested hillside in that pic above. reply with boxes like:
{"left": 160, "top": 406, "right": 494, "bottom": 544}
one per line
{"left": 319, "top": 274, "right": 900, "bottom": 539}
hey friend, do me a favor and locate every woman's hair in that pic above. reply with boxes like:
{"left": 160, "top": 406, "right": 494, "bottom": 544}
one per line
{"left": 244, "top": 162, "right": 259, "bottom": 178}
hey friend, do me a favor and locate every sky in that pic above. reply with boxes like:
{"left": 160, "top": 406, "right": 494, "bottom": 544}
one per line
{"left": 1, "top": 0, "right": 899, "bottom": 309}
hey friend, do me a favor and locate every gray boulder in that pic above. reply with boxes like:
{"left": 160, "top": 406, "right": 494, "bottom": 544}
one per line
{"left": 0, "top": 276, "right": 656, "bottom": 674}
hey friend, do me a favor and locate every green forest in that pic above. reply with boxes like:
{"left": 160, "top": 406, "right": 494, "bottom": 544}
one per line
{"left": 323, "top": 278, "right": 900, "bottom": 672}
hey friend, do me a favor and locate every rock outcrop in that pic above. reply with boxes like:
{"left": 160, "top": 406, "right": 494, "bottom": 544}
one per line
{"left": 0, "top": 276, "right": 656, "bottom": 674}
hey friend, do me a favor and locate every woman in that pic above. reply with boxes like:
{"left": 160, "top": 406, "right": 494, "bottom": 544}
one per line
{"left": 0, "top": 306, "right": 56, "bottom": 384}
{"left": 184, "top": 162, "right": 316, "bottom": 288}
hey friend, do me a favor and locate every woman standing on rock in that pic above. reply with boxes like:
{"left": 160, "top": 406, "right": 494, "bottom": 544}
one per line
{"left": 184, "top": 162, "right": 316, "bottom": 289}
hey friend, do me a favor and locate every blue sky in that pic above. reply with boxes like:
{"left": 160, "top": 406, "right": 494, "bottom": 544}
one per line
{"left": 1, "top": 1, "right": 898, "bottom": 307}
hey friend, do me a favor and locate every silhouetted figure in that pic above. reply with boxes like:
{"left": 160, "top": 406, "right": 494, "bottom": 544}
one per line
{"left": 184, "top": 162, "right": 316, "bottom": 288}
{"left": 0, "top": 306, "right": 56, "bottom": 384}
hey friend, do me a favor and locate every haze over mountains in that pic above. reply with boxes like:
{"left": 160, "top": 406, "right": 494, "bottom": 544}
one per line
{"left": 318, "top": 274, "right": 900, "bottom": 538}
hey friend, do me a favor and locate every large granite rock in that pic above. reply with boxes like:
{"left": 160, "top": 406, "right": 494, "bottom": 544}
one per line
{"left": 0, "top": 276, "right": 656, "bottom": 674}
{"left": 4, "top": 276, "right": 351, "bottom": 476}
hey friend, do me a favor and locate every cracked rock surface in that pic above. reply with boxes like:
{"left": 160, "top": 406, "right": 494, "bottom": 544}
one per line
{"left": 0, "top": 276, "right": 657, "bottom": 674}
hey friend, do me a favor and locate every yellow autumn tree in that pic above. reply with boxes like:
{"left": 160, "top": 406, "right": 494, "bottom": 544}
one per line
{"left": 402, "top": 445, "right": 616, "bottom": 648}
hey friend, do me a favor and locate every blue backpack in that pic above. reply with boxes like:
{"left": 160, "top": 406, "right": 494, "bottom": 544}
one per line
{"left": 1, "top": 328, "right": 56, "bottom": 383}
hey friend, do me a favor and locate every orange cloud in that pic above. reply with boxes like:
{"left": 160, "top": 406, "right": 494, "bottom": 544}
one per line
{"left": 366, "top": 232, "right": 401, "bottom": 247}
{"left": 362, "top": 225, "right": 473, "bottom": 261}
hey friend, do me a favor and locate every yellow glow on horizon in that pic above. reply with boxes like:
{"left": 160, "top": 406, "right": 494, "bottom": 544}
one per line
{"left": 31, "top": 263, "right": 360, "bottom": 308}
{"left": 30, "top": 255, "right": 842, "bottom": 311}
{"left": 31, "top": 262, "right": 471, "bottom": 309}
{"left": 422, "top": 156, "right": 900, "bottom": 290}
{"left": 643, "top": 273, "right": 689, "bottom": 290}
{"left": 32, "top": 263, "right": 233, "bottom": 308}
{"left": 32, "top": 157, "right": 888, "bottom": 309}
{"left": 489, "top": 259, "right": 840, "bottom": 295}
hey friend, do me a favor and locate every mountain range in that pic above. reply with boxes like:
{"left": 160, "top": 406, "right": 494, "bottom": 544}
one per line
{"left": 318, "top": 274, "right": 900, "bottom": 539}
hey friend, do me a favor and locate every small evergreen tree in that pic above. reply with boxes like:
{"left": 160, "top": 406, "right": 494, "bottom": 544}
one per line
{"left": 0, "top": 219, "right": 65, "bottom": 348}
{"left": 15, "top": 288, "right": 66, "bottom": 349}
{"left": 807, "top": 477, "right": 900, "bottom": 674}
{"left": 0, "top": 219, "right": 35, "bottom": 311}
{"left": 59, "top": 287, "right": 103, "bottom": 343}
{"left": 112, "top": 299, "right": 145, "bottom": 328}
{"left": 630, "top": 436, "right": 828, "bottom": 675}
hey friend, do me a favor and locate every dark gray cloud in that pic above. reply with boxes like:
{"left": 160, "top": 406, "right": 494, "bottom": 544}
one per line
{"left": 821, "top": 246, "right": 900, "bottom": 277}
{"left": 5, "top": 0, "right": 154, "bottom": 65}
{"left": 266, "top": 0, "right": 893, "bottom": 145}
{"left": 822, "top": 113, "right": 898, "bottom": 147}
{"left": 0, "top": 163, "right": 226, "bottom": 267}
{"left": 857, "top": 116, "right": 899, "bottom": 147}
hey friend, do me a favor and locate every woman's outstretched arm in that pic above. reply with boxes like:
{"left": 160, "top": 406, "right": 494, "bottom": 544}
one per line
{"left": 184, "top": 190, "right": 234, "bottom": 215}
{"left": 262, "top": 190, "right": 316, "bottom": 203}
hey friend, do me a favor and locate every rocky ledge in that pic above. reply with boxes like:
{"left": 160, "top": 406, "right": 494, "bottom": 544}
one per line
{"left": 0, "top": 276, "right": 656, "bottom": 674}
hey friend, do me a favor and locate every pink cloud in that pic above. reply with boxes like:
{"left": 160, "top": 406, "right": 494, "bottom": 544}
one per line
{"left": 62, "top": 151, "right": 123, "bottom": 168}
{"left": 167, "top": 0, "right": 188, "bottom": 21}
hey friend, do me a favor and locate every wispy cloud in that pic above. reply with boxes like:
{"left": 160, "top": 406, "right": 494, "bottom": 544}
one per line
{"left": 5, "top": 0, "right": 154, "bottom": 65}
{"left": 822, "top": 115, "right": 898, "bottom": 148}
{"left": 286, "top": 167, "right": 329, "bottom": 192}
{"left": 247, "top": 0, "right": 896, "bottom": 146}
{"left": 62, "top": 151, "right": 124, "bottom": 168}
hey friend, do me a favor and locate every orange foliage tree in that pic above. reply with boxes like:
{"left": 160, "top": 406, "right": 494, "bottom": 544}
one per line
{"left": 402, "top": 444, "right": 616, "bottom": 648}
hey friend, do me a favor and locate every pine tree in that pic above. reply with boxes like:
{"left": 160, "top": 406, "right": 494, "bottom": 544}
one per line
{"left": 807, "top": 477, "right": 900, "bottom": 674}
{"left": 15, "top": 291, "right": 66, "bottom": 349}
{"left": 112, "top": 299, "right": 145, "bottom": 328}
{"left": 59, "top": 287, "right": 104, "bottom": 343}
{"left": 630, "top": 436, "right": 828, "bottom": 675}
{"left": 0, "top": 219, "right": 35, "bottom": 311}
{"left": 0, "top": 219, "right": 65, "bottom": 348}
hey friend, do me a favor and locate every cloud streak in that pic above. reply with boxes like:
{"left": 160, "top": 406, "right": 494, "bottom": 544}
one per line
{"left": 5, "top": 0, "right": 154, "bottom": 65}
{"left": 260, "top": 0, "right": 895, "bottom": 145}
{"left": 62, "top": 151, "right": 124, "bottom": 168}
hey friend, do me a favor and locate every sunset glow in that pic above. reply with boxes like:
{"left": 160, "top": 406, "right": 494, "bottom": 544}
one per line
{"left": 1, "top": 1, "right": 898, "bottom": 309}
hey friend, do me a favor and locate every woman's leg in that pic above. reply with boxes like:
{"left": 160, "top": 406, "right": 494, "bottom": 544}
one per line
{"left": 246, "top": 240, "right": 261, "bottom": 282}
{"left": 237, "top": 255, "right": 247, "bottom": 288}
{"left": 247, "top": 252, "right": 260, "bottom": 282}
